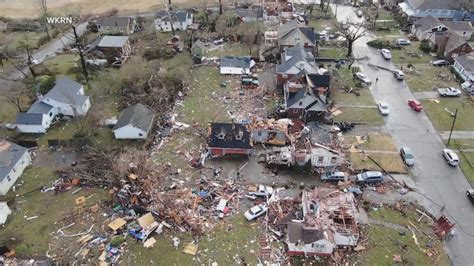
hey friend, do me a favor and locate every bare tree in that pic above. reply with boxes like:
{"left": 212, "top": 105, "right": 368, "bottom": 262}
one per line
{"left": 39, "top": 0, "right": 51, "bottom": 40}
{"left": 18, "top": 35, "right": 37, "bottom": 77}
{"left": 335, "top": 22, "right": 367, "bottom": 57}
{"left": 219, "top": 0, "right": 223, "bottom": 15}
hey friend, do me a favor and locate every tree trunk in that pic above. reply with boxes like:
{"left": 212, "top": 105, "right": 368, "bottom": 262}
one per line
{"left": 347, "top": 40, "right": 354, "bottom": 57}
{"left": 72, "top": 25, "right": 89, "bottom": 82}
{"left": 219, "top": 0, "right": 223, "bottom": 15}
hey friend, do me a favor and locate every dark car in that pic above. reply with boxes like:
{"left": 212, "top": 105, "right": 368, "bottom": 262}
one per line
{"left": 467, "top": 190, "right": 474, "bottom": 203}
{"left": 431, "top": 60, "right": 450, "bottom": 67}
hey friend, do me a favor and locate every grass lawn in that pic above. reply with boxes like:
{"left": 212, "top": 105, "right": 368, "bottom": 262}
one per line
{"left": 0, "top": 31, "right": 46, "bottom": 50}
{"left": 333, "top": 107, "right": 384, "bottom": 125}
{"left": 391, "top": 44, "right": 432, "bottom": 65}
{"left": 318, "top": 47, "right": 347, "bottom": 59}
{"left": 0, "top": 167, "right": 109, "bottom": 256}
{"left": 344, "top": 133, "right": 397, "bottom": 152}
{"left": 421, "top": 97, "right": 474, "bottom": 131}
{"left": 359, "top": 225, "right": 449, "bottom": 265}
{"left": 447, "top": 139, "right": 474, "bottom": 149}
{"left": 125, "top": 215, "right": 261, "bottom": 265}
{"left": 332, "top": 88, "right": 376, "bottom": 106}
{"left": 206, "top": 43, "right": 250, "bottom": 58}
{"left": 459, "top": 152, "right": 474, "bottom": 184}
{"left": 349, "top": 153, "right": 407, "bottom": 173}
{"left": 405, "top": 64, "right": 459, "bottom": 92}
{"left": 41, "top": 54, "right": 80, "bottom": 76}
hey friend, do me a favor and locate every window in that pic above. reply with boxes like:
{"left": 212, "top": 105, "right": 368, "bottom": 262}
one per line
{"left": 139, "top": 133, "right": 143, "bottom": 137}
{"left": 6, "top": 176, "right": 11, "bottom": 182}
{"left": 12, "top": 168, "right": 16, "bottom": 173}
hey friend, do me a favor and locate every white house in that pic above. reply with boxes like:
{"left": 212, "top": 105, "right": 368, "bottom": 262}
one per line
{"left": 0, "top": 140, "right": 32, "bottom": 196}
{"left": 113, "top": 103, "right": 155, "bottom": 139}
{"left": 16, "top": 78, "right": 90, "bottom": 134}
{"left": 154, "top": 10, "right": 193, "bottom": 32}
{"left": 220, "top": 56, "right": 256, "bottom": 75}
{"left": 0, "top": 202, "right": 11, "bottom": 225}
{"left": 453, "top": 53, "right": 474, "bottom": 82}
{"left": 287, "top": 222, "right": 335, "bottom": 257}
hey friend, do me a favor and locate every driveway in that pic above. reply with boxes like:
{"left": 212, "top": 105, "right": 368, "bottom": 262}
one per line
{"left": 333, "top": 4, "right": 474, "bottom": 265}
{"left": 413, "top": 91, "right": 439, "bottom": 99}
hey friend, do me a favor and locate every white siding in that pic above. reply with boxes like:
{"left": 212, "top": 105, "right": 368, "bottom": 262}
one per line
{"left": 0, "top": 151, "right": 31, "bottom": 196}
{"left": 154, "top": 14, "right": 193, "bottom": 32}
{"left": 220, "top": 67, "right": 250, "bottom": 75}
{"left": 113, "top": 125, "right": 148, "bottom": 139}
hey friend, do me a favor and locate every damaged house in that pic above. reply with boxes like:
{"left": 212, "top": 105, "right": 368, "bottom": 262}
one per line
{"left": 276, "top": 43, "right": 317, "bottom": 85}
{"left": 97, "top": 35, "right": 131, "bottom": 64}
{"left": 286, "top": 188, "right": 359, "bottom": 257}
{"left": 0, "top": 140, "right": 32, "bottom": 196}
{"left": 208, "top": 123, "right": 253, "bottom": 156}
{"left": 278, "top": 21, "right": 317, "bottom": 51}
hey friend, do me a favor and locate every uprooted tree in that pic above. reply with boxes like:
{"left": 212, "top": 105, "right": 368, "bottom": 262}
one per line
{"left": 334, "top": 21, "right": 367, "bottom": 58}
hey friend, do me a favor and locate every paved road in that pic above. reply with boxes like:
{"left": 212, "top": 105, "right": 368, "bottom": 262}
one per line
{"left": 333, "top": 4, "right": 474, "bottom": 265}
{"left": 440, "top": 131, "right": 474, "bottom": 140}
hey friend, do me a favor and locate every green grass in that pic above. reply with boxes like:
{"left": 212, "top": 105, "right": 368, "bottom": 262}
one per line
{"left": 0, "top": 167, "right": 109, "bottom": 256}
{"left": 206, "top": 43, "right": 250, "bottom": 58}
{"left": 421, "top": 97, "right": 474, "bottom": 131}
{"left": 405, "top": 65, "right": 459, "bottom": 92}
{"left": 334, "top": 107, "right": 384, "bottom": 125}
{"left": 360, "top": 225, "right": 449, "bottom": 265}
{"left": 318, "top": 47, "right": 347, "bottom": 59}
{"left": 125, "top": 215, "right": 261, "bottom": 265}
{"left": 0, "top": 31, "right": 47, "bottom": 50}
{"left": 333, "top": 88, "right": 376, "bottom": 106}
{"left": 42, "top": 54, "right": 79, "bottom": 75}
{"left": 447, "top": 139, "right": 474, "bottom": 149}
{"left": 459, "top": 152, "right": 474, "bottom": 184}
{"left": 349, "top": 153, "right": 407, "bottom": 173}
{"left": 391, "top": 44, "right": 433, "bottom": 65}
{"left": 344, "top": 133, "right": 397, "bottom": 151}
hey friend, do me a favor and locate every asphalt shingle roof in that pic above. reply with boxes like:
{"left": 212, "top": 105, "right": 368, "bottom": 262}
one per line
{"left": 277, "top": 44, "right": 317, "bottom": 74}
{"left": 413, "top": 15, "right": 441, "bottom": 32}
{"left": 113, "top": 103, "right": 155, "bottom": 133}
{"left": 407, "top": 0, "right": 460, "bottom": 10}
{"left": 156, "top": 10, "right": 190, "bottom": 23}
{"left": 0, "top": 140, "right": 28, "bottom": 181}
{"left": 208, "top": 123, "right": 252, "bottom": 150}
{"left": 44, "top": 78, "right": 88, "bottom": 106}
{"left": 27, "top": 102, "right": 54, "bottom": 115}
{"left": 97, "top": 16, "right": 131, "bottom": 28}
{"left": 15, "top": 113, "right": 43, "bottom": 125}
{"left": 455, "top": 52, "right": 474, "bottom": 73}
{"left": 443, "top": 21, "right": 473, "bottom": 32}
{"left": 445, "top": 32, "right": 470, "bottom": 53}
{"left": 220, "top": 56, "right": 252, "bottom": 68}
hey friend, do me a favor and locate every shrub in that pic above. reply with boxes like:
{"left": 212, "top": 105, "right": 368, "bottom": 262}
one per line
{"left": 367, "top": 39, "right": 391, "bottom": 49}
{"left": 143, "top": 48, "right": 174, "bottom": 61}
{"left": 419, "top": 40, "right": 431, "bottom": 53}
{"left": 37, "top": 35, "right": 51, "bottom": 47}
{"left": 37, "top": 75, "right": 56, "bottom": 95}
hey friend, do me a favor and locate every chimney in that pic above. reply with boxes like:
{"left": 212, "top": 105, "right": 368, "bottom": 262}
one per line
{"left": 217, "top": 127, "right": 226, "bottom": 140}
{"left": 235, "top": 129, "right": 244, "bottom": 140}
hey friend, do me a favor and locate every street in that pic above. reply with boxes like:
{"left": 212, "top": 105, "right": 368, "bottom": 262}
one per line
{"left": 333, "top": 4, "right": 474, "bottom": 264}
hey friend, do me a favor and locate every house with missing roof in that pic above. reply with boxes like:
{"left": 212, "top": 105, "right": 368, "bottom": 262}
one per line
{"left": 220, "top": 56, "right": 256, "bottom": 75}
{"left": 0, "top": 140, "right": 32, "bottom": 196}
{"left": 399, "top": 0, "right": 469, "bottom": 22}
{"left": 16, "top": 78, "right": 90, "bottom": 134}
{"left": 235, "top": 7, "right": 264, "bottom": 22}
{"left": 113, "top": 103, "right": 156, "bottom": 139}
{"left": 154, "top": 10, "right": 193, "bottom": 32}
{"left": 278, "top": 21, "right": 316, "bottom": 51}
{"left": 286, "top": 188, "right": 359, "bottom": 257}
{"left": 411, "top": 15, "right": 474, "bottom": 41}
{"left": 96, "top": 16, "right": 136, "bottom": 35}
{"left": 208, "top": 123, "right": 253, "bottom": 156}
{"left": 97, "top": 35, "right": 131, "bottom": 63}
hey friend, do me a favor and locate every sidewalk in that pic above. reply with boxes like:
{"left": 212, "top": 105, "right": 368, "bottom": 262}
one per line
{"left": 440, "top": 131, "right": 474, "bottom": 140}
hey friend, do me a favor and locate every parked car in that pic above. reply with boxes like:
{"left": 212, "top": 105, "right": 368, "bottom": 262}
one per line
{"left": 395, "top": 38, "right": 411, "bottom": 46}
{"left": 408, "top": 99, "right": 423, "bottom": 112}
{"left": 248, "top": 185, "right": 273, "bottom": 198}
{"left": 466, "top": 189, "right": 474, "bottom": 204}
{"left": 377, "top": 102, "right": 390, "bottom": 116}
{"left": 356, "top": 10, "right": 363, "bottom": 17}
{"left": 400, "top": 147, "right": 415, "bottom": 167}
{"left": 381, "top": 49, "right": 392, "bottom": 60}
{"left": 394, "top": 70, "right": 404, "bottom": 80}
{"left": 356, "top": 171, "right": 384, "bottom": 184}
{"left": 32, "top": 59, "right": 43, "bottom": 65}
{"left": 442, "top": 149, "right": 460, "bottom": 167}
{"left": 321, "top": 171, "right": 347, "bottom": 182}
{"left": 244, "top": 204, "right": 268, "bottom": 221}
{"left": 431, "top": 59, "right": 450, "bottom": 67}
{"left": 354, "top": 72, "right": 371, "bottom": 84}
{"left": 437, "top": 87, "right": 462, "bottom": 97}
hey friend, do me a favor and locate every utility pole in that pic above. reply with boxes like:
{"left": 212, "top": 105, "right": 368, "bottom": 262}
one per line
{"left": 72, "top": 25, "right": 89, "bottom": 83}
{"left": 447, "top": 108, "right": 458, "bottom": 145}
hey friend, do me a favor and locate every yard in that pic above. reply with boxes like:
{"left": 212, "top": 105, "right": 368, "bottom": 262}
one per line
{"left": 405, "top": 64, "right": 459, "bottom": 92}
{"left": 421, "top": 97, "right": 474, "bottom": 131}
{"left": 344, "top": 133, "right": 398, "bottom": 152}
{"left": 41, "top": 54, "right": 80, "bottom": 76}
{"left": 333, "top": 107, "right": 384, "bottom": 125}
{"left": 349, "top": 152, "right": 407, "bottom": 173}
{"left": 391, "top": 44, "right": 433, "bottom": 65}
{"left": 317, "top": 47, "right": 348, "bottom": 59}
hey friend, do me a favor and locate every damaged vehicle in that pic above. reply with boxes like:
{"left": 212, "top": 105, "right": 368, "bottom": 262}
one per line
{"left": 244, "top": 204, "right": 268, "bottom": 221}
{"left": 320, "top": 171, "right": 347, "bottom": 182}
{"left": 356, "top": 171, "right": 384, "bottom": 184}
{"left": 248, "top": 185, "right": 274, "bottom": 198}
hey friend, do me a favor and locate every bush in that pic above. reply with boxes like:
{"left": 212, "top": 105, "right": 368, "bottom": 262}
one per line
{"left": 37, "top": 75, "right": 56, "bottom": 95}
{"left": 143, "top": 48, "right": 174, "bottom": 61}
{"left": 419, "top": 40, "right": 431, "bottom": 53}
{"left": 37, "top": 35, "right": 51, "bottom": 47}
{"left": 367, "top": 39, "right": 391, "bottom": 49}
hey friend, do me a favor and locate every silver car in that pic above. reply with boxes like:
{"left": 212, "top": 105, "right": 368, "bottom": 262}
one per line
{"left": 377, "top": 102, "right": 390, "bottom": 116}
{"left": 400, "top": 147, "right": 415, "bottom": 167}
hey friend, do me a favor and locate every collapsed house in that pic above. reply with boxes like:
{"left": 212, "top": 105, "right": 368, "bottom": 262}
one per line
{"left": 286, "top": 188, "right": 360, "bottom": 256}
{"left": 208, "top": 123, "right": 253, "bottom": 156}
{"left": 97, "top": 35, "right": 132, "bottom": 64}
{"left": 249, "top": 118, "right": 294, "bottom": 146}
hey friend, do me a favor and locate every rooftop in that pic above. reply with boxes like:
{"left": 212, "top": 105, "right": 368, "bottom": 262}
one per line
{"left": 16, "top": 113, "right": 44, "bottom": 125}
{"left": 455, "top": 52, "right": 474, "bottom": 73}
{"left": 113, "top": 103, "right": 156, "bottom": 132}
{"left": 0, "top": 140, "right": 28, "bottom": 181}
{"left": 44, "top": 78, "right": 88, "bottom": 106}
{"left": 220, "top": 56, "right": 253, "bottom": 69}
{"left": 98, "top": 35, "right": 129, "bottom": 48}
{"left": 208, "top": 123, "right": 252, "bottom": 150}
{"left": 97, "top": 16, "right": 132, "bottom": 28}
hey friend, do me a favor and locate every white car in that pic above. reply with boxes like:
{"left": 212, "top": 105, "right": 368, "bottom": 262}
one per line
{"left": 442, "top": 149, "right": 460, "bottom": 167}
{"left": 356, "top": 10, "right": 363, "bottom": 17}
{"left": 377, "top": 102, "right": 389, "bottom": 116}
{"left": 354, "top": 72, "right": 371, "bottom": 84}
{"left": 394, "top": 70, "right": 404, "bottom": 80}
{"left": 395, "top": 39, "right": 411, "bottom": 46}
{"left": 31, "top": 59, "right": 43, "bottom": 65}
{"left": 381, "top": 49, "right": 392, "bottom": 60}
{"left": 437, "top": 87, "right": 462, "bottom": 97}
{"left": 248, "top": 185, "right": 273, "bottom": 198}
{"left": 244, "top": 204, "right": 268, "bottom": 221}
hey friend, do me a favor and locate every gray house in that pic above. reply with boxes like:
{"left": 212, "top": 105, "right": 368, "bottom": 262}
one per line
{"left": 399, "top": 0, "right": 467, "bottom": 22}
{"left": 0, "top": 140, "right": 32, "bottom": 196}
{"left": 113, "top": 103, "right": 156, "bottom": 139}
{"left": 96, "top": 16, "right": 136, "bottom": 35}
